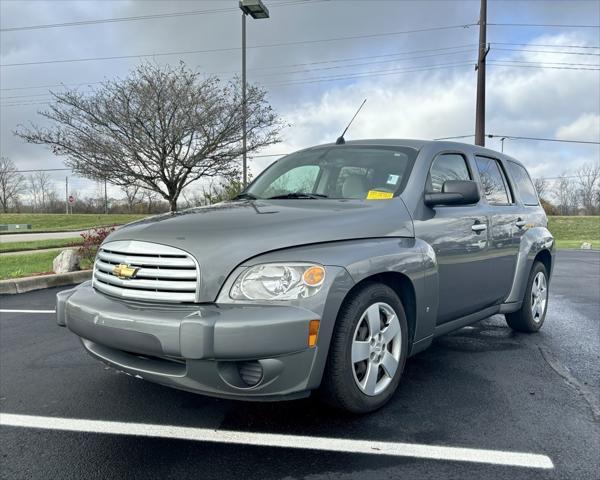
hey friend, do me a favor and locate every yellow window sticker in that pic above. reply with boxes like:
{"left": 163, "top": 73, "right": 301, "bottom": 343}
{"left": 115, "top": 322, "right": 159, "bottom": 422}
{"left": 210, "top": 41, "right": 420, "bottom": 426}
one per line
{"left": 367, "top": 190, "right": 394, "bottom": 200}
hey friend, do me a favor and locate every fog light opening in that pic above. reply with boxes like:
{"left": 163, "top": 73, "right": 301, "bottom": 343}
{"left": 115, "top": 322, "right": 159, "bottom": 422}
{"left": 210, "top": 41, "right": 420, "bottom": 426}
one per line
{"left": 238, "top": 361, "right": 263, "bottom": 387}
{"left": 308, "top": 319, "right": 320, "bottom": 347}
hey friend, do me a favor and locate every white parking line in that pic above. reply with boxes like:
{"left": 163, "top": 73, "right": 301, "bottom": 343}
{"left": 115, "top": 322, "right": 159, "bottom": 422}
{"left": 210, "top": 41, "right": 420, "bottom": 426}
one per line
{"left": 0, "top": 309, "right": 55, "bottom": 314}
{"left": 0, "top": 413, "right": 554, "bottom": 469}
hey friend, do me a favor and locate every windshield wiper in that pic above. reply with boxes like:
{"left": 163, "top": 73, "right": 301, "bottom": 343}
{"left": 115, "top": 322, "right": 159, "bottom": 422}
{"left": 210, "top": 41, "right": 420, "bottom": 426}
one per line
{"left": 233, "top": 192, "right": 259, "bottom": 201}
{"left": 267, "top": 192, "right": 329, "bottom": 200}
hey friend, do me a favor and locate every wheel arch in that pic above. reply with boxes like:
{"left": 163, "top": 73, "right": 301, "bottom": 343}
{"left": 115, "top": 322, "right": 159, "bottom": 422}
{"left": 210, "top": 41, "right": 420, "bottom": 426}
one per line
{"left": 504, "top": 227, "right": 555, "bottom": 304}
{"left": 534, "top": 248, "right": 552, "bottom": 279}
{"left": 339, "top": 272, "right": 417, "bottom": 350}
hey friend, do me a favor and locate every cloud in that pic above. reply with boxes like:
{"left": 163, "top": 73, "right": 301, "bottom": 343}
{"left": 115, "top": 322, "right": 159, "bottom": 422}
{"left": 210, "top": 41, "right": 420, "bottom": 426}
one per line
{"left": 556, "top": 113, "right": 600, "bottom": 141}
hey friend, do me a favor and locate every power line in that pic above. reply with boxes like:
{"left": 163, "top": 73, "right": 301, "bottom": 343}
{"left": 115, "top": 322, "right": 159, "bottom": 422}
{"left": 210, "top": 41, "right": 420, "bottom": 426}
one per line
{"left": 1, "top": 44, "right": 478, "bottom": 93}
{"left": 488, "top": 22, "right": 600, "bottom": 28}
{"left": 0, "top": 0, "right": 321, "bottom": 32}
{"left": 487, "top": 134, "right": 600, "bottom": 145}
{"left": 0, "top": 23, "right": 476, "bottom": 68}
{"left": 435, "top": 134, "right": 600, "bottom": 145}
{"left": 253, "top": 49, "right": 475, "bottom": 78}
{"left": 5, "top": 58, "right": 598, "bottom": 105}
{"left": 490, "top": 59, "right": 599, "bottom": 67}
{"left": 493, "top": 47, "right": 600, "bottom": 56}
{"left": 264, "top": 62, "right": 476, "bottom": 87}
{"left": 2, "top": 63, "right": 475, "bottom": 105}
{"left": 488, "top": 62, "right": 600, "bottom": 71}
{"left": 493, "top": 42, "right": 600, "bottom": 50}
{"left": 7, "top": 42, "right": 596, "bottom": 91}
{"left": 0, "top": 81, "right": 104, "bottom": 92}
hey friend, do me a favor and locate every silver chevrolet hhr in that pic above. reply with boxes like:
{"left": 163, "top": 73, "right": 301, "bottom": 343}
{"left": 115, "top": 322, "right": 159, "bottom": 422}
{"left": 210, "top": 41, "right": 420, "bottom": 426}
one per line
{"left": 57, "top": 139, "right": 554, "bottom": 413}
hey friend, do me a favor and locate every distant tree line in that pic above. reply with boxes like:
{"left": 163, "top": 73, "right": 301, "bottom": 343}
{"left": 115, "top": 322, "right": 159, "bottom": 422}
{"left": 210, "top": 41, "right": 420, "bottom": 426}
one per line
{"left": 1, "top": 155, "right": 598, "bottom": 216}
{"left": 0, "top": 156, "right": 247, "bottom": 214}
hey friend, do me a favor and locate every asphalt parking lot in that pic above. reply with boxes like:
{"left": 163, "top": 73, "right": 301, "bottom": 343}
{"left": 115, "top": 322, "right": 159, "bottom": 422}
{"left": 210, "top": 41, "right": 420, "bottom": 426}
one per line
{"left": 1, "top": 250, "right": 598, "bottom": 480}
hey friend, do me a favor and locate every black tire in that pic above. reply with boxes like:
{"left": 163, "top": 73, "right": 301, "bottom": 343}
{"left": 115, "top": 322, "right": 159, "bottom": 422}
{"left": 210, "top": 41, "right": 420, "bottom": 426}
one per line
{"left": 505, "top": 261, "right": 549, "bottom": 333}
{"left": 320, "top": 282, "right": 408, "bottom": 413}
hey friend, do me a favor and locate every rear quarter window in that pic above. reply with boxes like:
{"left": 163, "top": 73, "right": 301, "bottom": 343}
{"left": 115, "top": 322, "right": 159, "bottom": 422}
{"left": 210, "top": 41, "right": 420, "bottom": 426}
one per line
{"left": 506, "top": 161, "right": 539, "bottom": 206}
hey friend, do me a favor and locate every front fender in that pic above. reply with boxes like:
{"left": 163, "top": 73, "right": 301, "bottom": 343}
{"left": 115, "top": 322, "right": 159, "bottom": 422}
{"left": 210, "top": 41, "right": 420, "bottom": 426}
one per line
{"left": 504, "top": 227, "right": 555, "bottom": 305}
{"left": 219, "top": 238, "right": 435, "bottom": 386}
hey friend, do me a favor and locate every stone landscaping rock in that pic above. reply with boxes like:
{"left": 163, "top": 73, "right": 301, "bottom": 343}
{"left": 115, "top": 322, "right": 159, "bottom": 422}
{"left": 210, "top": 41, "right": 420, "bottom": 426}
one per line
{"left": 53, "top": 249, "right": 81, "bottom": 274}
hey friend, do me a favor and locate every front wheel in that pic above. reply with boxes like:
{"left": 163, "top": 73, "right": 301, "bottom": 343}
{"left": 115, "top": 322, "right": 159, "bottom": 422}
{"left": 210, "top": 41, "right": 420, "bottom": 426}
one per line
{"left": 320, "top": 283, "right": 408, "bottom": 413}
{"left": 505, "top": 261, "right": 549, "bottom": 333}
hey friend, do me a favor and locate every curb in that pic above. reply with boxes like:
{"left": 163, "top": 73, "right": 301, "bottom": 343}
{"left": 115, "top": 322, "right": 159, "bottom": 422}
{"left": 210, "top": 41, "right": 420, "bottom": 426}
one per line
{"left": 0, "top": 224, "right": 123, "bottom": 236}
{"left": 0, "top": 270, "right": 92, "bottom": 295}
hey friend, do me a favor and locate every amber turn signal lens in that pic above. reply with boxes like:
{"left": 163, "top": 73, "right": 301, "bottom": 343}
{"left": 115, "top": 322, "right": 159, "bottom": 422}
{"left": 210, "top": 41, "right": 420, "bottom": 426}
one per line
{"left": 303, "top": 266, "right": 325, "bottom": 286}
{"left": 308, "top": 319, "right": 320, "bottom": 347}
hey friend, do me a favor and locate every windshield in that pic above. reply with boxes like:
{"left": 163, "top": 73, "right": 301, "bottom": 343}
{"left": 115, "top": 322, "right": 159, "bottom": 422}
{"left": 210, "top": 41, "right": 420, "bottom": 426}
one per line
{"left": 244, "top": 145, "right": 418, "bottom": 200}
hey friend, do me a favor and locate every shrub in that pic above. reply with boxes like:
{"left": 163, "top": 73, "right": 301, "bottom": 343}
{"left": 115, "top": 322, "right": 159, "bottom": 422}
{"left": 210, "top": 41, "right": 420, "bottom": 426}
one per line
{"left": 78, "top": 226, "right": 116, "bottom": 266}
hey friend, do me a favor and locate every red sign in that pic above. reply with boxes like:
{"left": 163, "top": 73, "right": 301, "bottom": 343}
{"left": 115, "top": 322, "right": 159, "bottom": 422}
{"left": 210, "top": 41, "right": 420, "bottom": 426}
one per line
{"left": 68, "top": 195, "right": 75, "bottom": 205}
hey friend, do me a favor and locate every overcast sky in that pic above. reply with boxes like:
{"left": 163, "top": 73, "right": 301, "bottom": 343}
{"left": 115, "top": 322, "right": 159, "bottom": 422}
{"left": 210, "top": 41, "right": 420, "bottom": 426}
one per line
{"left": 1, "top": 0, "right": 599, "bottom": 198}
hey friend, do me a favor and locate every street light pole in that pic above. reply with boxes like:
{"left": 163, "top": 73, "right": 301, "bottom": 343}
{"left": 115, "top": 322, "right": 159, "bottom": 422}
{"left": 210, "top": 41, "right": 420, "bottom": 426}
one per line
{"left": 242, "top": 13, "right": 247, "bottom": 187}
{"left": 239, "top": 0, "right": 269, "bottom": 188}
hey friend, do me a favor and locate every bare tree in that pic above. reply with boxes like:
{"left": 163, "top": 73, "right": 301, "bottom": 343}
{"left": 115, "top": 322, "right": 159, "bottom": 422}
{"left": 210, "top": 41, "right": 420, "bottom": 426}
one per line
{"left": 121, "top": 185, "right": 142, "bottom": 212}
{"left": 0, "top": 157, "right": 25, "bottom": 213}
{"left": 574, "top": 163, "right": 600, "bottom": 215}
{"left": 533, "top": 177, "right": 548, "bottom": 201}
{"left": 15, "top": 63, "right": 284, "bottom": 211}
{"left": 27, "top": 171, "right": 54, "bottom": 212}
{"left": 554, "top": 174, "right": 579, "bottom": 215}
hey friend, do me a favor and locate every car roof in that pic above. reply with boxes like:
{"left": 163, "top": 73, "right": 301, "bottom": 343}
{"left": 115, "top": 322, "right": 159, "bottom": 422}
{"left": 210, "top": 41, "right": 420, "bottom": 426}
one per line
{"left": 300, "top": 138, "right": 526, "bottom": 168}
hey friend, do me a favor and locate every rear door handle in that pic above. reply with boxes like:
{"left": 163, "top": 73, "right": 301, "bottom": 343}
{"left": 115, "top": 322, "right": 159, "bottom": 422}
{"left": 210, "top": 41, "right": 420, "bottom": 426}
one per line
{"left": 472, "top": 223, "right": 487, "bottom": 233}
{"left": 515, "top": 219, "right": 527, "bottom": 228}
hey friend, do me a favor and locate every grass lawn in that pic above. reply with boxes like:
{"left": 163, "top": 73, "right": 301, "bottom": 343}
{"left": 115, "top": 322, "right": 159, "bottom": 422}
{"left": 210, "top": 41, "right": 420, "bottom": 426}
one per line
{"left": 0, "top": 237, "right": 83, "bottom": 253}
{"left": 548, "top": 216, "right": 600, "bottom": 250}
{"left": 0, "top": 213, "right": 148, "bottom": 233}
{"left": 0, "top": 250, "right": 62, "bottom": 280}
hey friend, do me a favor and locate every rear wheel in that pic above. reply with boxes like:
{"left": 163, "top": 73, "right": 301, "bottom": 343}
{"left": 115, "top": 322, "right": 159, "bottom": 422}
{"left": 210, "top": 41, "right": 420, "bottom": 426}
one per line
{"left": 505, "top": 261, "right": 549, "bottom": 332}
{"left": 320, "top": 283, "right": 408, "bottom": 413}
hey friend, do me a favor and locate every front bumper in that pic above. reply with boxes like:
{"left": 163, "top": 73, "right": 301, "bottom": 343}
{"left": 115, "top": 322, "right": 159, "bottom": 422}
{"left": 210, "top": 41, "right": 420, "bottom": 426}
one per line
{"left": 57, "top": 282, "right": 322, "bottom": 400}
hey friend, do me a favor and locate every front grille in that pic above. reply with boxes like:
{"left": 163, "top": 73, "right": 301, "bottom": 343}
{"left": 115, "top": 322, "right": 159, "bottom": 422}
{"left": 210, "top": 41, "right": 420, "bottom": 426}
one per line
{"left": 93, "top": 240, "right": 199, "bottom": 303}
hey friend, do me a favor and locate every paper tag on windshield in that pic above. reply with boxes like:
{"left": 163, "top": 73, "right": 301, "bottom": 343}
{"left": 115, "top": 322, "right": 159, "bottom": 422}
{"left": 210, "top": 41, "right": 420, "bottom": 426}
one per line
{"left": 367, "top": 190, "right": 394, "bottom": 200}
{"left": 387, "top": 174, "right": 399, "bottom": 185}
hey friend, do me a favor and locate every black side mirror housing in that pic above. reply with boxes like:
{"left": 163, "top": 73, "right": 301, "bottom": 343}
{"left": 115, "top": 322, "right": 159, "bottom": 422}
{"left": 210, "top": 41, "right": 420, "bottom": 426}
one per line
{"left": 424, "top": 180, "right": 480, "bottom": 207}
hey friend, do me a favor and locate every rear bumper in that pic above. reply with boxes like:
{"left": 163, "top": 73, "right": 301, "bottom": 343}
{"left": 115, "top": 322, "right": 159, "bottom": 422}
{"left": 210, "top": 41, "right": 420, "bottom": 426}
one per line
{"left": 57, "top": 282, "right": 322, "bottom": 400}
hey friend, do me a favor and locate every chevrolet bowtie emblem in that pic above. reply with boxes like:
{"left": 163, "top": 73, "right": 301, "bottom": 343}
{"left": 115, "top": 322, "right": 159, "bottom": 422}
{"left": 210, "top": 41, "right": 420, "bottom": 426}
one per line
{"left": 113, "top": 264, "right": 139, "bottom": 279}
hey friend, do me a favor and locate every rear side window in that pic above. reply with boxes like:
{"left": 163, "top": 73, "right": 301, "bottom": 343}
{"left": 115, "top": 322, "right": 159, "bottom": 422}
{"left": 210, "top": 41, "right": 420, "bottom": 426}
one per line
{"left": 427, "top": 153, "right": 471, "bottom": 193}
{"left": 475, "top": 156, "right": 513, "bottom": 205}
{"left": 506, "top": 161, "right": 539, "bottom": 206}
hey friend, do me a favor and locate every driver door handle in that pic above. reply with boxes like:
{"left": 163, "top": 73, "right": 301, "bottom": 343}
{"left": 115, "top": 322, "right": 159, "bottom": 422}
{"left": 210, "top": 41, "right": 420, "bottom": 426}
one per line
{"left": 472, "top": 223, "right": 487, "bottom": 233}
{"left": 515, "top": 219, "right": 527, "bottom": 228}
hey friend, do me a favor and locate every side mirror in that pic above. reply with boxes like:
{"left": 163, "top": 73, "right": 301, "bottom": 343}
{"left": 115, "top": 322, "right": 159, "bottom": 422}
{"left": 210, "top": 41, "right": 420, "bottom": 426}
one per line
{"left": 424, "top": 180, "right": 480, "bottom": 207}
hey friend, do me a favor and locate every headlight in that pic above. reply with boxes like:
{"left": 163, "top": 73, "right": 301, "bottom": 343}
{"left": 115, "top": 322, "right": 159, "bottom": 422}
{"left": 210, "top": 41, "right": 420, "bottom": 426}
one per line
{"left": 230, "top": 263, "right": 326, "bottom": 301}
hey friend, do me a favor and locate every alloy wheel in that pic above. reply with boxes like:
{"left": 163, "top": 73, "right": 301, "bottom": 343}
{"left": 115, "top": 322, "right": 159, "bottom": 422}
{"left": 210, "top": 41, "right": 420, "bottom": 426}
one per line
{"left": 531, "top": 271, "right": 548, "bottom": 323}
{"left": 351, "top": 302, "right": 402, "bottom": 396}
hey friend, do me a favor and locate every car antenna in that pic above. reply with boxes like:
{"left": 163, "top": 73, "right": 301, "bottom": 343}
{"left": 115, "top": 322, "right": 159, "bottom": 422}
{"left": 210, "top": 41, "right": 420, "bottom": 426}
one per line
{"left": 336, "top": 98, "right": 367, "bottom": 145}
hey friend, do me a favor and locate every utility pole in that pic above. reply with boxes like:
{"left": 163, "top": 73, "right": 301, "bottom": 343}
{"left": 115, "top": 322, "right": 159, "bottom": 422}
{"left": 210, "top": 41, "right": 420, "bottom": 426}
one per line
{"left": 65, "top": 176, "right": 69, "bottom": 215}
{"left": 104, "top": 178, "right": 108, "bottom": 214}
{"left": 475, "top": 0, "right": 488, "bottom": 146}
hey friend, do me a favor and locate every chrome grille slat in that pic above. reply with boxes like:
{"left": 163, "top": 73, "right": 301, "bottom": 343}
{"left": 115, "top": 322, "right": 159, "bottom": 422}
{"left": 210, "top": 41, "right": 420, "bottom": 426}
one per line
{"left": 93, "top": 240, "right": 200, "bottom": 303}
{"left": 97, "top": 251, "right": 196, "bottom": 268}
{"left": 94, "top": 270, "right": 197, "bottom": 292}
{"left": 95, "top": 259, "right": 197, "bottom": 279}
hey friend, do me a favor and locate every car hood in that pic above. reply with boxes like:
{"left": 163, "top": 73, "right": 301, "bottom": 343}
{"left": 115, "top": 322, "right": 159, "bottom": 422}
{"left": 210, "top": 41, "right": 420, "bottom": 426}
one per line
{"left": 103, "top": 199, "right": 414, "bottom": 301}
